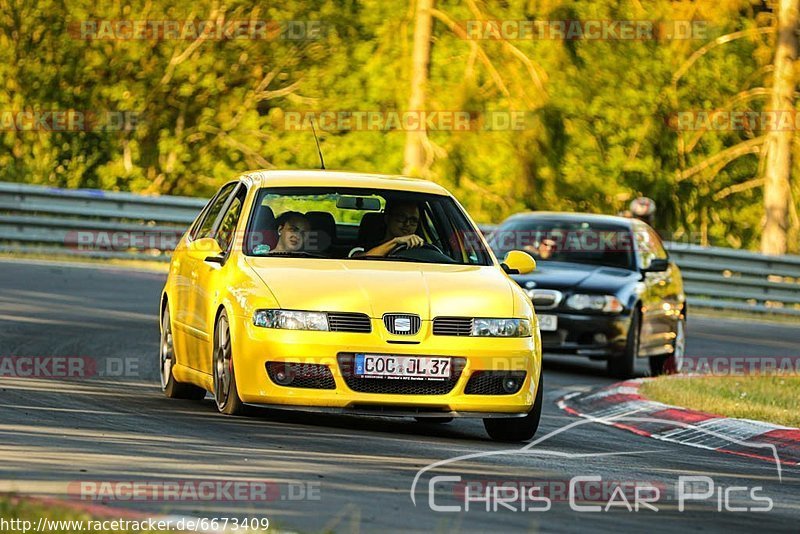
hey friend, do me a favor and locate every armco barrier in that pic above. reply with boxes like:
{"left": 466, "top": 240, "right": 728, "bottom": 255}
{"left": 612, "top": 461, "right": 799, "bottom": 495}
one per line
{"left": 2, "top": 182, "right": 799, "bottom": 316}
{"left": 0, "top": 181, "right": 204, "bottom": 261}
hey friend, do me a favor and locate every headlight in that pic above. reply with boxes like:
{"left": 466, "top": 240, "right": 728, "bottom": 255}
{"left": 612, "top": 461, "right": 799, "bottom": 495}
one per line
{"left": 471, "top": 318, "right": 532, "bottom": 337}
{"left": 253, "top": 309, "right": 329, "bottom": 331}
{"left": 565, "top": 294, "right": 623, "bottom": 313}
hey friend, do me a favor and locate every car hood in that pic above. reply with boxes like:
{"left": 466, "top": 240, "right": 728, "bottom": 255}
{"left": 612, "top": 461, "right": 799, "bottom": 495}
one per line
{"left": 512, "top": 261, "right": 638, "bottom": 292}
{"left": 245, "top": 257, "right": 516, "bottom": 319}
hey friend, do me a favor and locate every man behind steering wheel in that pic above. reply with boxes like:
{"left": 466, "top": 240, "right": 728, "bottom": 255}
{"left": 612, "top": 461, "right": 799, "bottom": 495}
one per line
{"left": 350, "top": 201, "right": 423, "bottom": 257}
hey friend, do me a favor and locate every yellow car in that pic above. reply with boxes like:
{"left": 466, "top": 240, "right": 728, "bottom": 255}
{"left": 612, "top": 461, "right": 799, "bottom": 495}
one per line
{"left": 159, "top": 170, "right": 542, "bottom": 441}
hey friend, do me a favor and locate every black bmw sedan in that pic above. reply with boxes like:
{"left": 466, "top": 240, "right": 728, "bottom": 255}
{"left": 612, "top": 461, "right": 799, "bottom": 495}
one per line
{"left": 488, "top": 212, "right": 686, "bottom": 378}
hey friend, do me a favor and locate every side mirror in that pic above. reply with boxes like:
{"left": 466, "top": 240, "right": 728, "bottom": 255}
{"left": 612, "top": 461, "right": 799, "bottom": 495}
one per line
{"left": 188, "top": 237, "right": 224, "bottom": 264}
{"left": 642, "top": 258, "right": 669, "bottom": 273}
{"left": 501, "top": 250, "right": 537, "bottom": 275}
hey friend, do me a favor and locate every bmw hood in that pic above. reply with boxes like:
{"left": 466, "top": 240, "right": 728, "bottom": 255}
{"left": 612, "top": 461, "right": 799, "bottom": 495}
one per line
{"left": 245, "top": 257, "right": 516, "bottom": 319}
{"left": 512, "top": 261, "right": 638, "bottom": 292}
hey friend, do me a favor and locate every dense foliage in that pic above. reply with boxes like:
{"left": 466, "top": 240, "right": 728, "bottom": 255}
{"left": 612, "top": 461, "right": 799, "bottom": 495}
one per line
{"left": 0, "top": 0, "right": 797, "bottom": 251}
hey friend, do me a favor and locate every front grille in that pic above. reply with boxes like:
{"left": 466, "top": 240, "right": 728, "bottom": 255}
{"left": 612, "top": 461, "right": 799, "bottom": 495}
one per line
{"left": 266, "top": 362, "right": 336, "bottom": 389}
{"left": 432, "top": 317, "right": 473, "bottom": 336}
{"left": 327, "top": 312, "right": 371, "bottom": 333}
{"left": 530, "top": 289, "right": 563, "bottom": 310}
{"left": 383, "top": 314, "right": 421, "bottom": 335}
{"left": 465, "top": 371, "right": 527, "bottom": 395}
{"left": 337, "top": 354, "right": 466, "bottom": 395}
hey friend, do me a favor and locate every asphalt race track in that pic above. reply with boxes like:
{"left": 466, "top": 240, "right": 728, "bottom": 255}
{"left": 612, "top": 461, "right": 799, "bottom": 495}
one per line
{"left": 0, "top": 259, "right": 798, "bottom": 533}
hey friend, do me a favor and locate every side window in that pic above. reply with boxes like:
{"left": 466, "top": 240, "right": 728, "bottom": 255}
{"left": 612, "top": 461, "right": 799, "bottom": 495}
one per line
{"left": 195, "top": 183, "right": 237, "bottom": 240}
{"left": 634, "top": 224, "right": 667, "bottom": 269}
{"left": 215, "top": 189, "right": 246, "bottom": 251}
{"left": 648, "top": 227, "right": 668, "bottom": 260}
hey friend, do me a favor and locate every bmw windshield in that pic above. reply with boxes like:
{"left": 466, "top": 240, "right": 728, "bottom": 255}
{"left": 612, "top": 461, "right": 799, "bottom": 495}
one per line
{"left": 489, "top": 218, "right": 636, "bottom": 270}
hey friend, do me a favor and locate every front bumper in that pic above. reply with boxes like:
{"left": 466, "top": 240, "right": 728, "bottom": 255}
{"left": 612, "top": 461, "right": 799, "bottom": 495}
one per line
{"left": 230, "top": 316, "right": 540, "bottom": 415}
{"left": 537, "top": 311, "right": 630, "bottom": 357}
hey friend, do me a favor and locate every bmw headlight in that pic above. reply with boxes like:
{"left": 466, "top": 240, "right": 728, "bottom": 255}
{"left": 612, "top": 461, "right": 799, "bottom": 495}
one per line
{"left": 565, "top": 294, "right": 623, "bottom": 313}
{"left": 253, "top": 310, "right": 329, "bottom": 331}
{"left": 471, "top": 318, "right": 532, "bottom": 337}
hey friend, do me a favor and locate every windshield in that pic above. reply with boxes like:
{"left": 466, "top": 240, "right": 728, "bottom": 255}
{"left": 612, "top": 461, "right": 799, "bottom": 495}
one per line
{"left": 489, "top": 218, "right": 636, "bottom": 270}
{"left": 243, "top": 187, "right": 493, "bottom": 266}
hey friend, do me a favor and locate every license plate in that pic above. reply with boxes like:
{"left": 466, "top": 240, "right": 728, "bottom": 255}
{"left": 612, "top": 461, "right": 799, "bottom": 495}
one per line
{"left": 538, "top": 314, "right": 558, "bottom": 332}
{"left": 354, "top": 354, "right": 451, "bottom": 379}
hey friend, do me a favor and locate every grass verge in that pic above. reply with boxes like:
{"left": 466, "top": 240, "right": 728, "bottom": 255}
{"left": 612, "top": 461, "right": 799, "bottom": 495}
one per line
{"left": 641, "top": 375, "right": 800, "bottom": 428}
{"left": 0, "top": 495, "right": 177, "bottom": 533}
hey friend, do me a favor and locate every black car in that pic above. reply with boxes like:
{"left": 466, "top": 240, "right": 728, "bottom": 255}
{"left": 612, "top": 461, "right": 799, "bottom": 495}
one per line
{"left": 489, "top": 212, "right": 686, "bottom": 378}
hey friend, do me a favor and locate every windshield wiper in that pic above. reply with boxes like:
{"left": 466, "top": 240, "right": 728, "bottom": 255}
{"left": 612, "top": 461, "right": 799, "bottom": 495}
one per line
{"left": 264, "top": 251, "right": 328, "bottom": 258}
{"left": 350, "top": 254, "right": 418, "bottom": 262}
{"left": 350, "top": 255, "right": 449, "bottom": 264}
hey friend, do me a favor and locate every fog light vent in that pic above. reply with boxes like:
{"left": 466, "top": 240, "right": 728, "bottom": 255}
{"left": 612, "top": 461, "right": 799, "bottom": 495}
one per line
{"left": 266, "top": 362, "right": 336, "bottom": 389}
{"left": 465, "top": 371, "right": 527, "bottom": 395}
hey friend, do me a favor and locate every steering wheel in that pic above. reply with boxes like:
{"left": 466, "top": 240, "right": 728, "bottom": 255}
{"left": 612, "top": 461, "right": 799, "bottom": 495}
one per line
{"left": 389, "top": 242, "right": 456, "bottom": 263}
{"left": 390, "top": 242, "right": 445, "bottom": 256}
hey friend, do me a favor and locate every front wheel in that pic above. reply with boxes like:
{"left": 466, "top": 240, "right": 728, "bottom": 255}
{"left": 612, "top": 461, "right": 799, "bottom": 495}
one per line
{"left": 607, "top": 308, "right": 640, "bottom": 379}
{"left": 160, "top": 307, "right": 206, "bottom": 400}
{"left": 649, "top": 310, "right": 686, "bottom": 376}
{"left": 483, "top": 372, "right": 543, "bottom": 442}
{"left": 213, "top": 311, "right": 246, "bottom": 415}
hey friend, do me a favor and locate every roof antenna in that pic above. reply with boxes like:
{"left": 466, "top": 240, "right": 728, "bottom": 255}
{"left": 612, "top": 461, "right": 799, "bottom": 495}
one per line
{"left": 310, "top": 119, "right": 325, "bottom": 170}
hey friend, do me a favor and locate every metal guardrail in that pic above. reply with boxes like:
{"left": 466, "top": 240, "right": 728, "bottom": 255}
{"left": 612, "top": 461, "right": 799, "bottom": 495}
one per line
{"left": 0, "top": 181, "right": 205, "bottom": 262}
{"left": 665, "top": 243, "right": 800, "bottom": 316}
{"left": 2, "top": 182, "right": 800, "bottom": 316}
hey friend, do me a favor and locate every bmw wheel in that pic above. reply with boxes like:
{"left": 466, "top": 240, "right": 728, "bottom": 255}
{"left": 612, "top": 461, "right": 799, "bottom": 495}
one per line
{"left": 608, "top": 307, "right": 640, "bottom": 379}
{"left": 650, "top": 307, "right": 686, "bottom": 376}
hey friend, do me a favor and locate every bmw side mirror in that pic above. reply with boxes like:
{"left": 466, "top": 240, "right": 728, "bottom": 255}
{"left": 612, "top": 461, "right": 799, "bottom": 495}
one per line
{"left": 642, "top": 258, "right": 669, "bottom": 273}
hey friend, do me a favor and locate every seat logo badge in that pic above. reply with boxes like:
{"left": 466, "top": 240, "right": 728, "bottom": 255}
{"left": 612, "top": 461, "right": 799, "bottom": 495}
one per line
{"left": 384, "top": 314, "right": 420, "bottom": 335}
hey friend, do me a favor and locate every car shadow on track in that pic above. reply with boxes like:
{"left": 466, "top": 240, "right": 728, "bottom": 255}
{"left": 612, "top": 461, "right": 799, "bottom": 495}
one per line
{"left": 232, "top": 401, "right": 499, "bottom": 443}
{"left": 541, "top": 353, "right": 652, "bottom": 383}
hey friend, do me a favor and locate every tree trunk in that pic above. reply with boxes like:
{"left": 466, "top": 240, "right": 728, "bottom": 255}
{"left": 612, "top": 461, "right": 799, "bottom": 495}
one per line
{"left": 403, "top": 0, "right": 433, "bottom": 176}
{"left": 762, "top": 0, "right": 799, "bottom": 255}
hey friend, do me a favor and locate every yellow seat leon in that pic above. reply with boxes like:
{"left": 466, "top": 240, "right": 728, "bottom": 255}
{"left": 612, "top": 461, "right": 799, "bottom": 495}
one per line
{"left": 159, "top": 170, "right": 542, "bottom": 441}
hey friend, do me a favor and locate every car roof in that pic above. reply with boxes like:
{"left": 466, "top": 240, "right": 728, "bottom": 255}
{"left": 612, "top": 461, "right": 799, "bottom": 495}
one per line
{"left": 501, "top": 211, "right": 637, "bottom": 228}
{"left": 239, "top": 169, "right": 451, "bottom": 196}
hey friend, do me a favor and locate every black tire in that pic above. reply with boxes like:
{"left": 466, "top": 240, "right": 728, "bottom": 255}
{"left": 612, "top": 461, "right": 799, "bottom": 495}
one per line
{"left": 607, "top": 308, "right": 640, "bottom": 379}
{"left": 160, "top": 307, "right": 207, "bottom": 400}
{"left": 483, "top": 372, "right": 543, "bottom": 442}
{"left": 415, "top": 417, "right": 454, "bottom": 424}
{"left": 649, "top": 307, "right": 687, "bottom": 376}
{"left": 213, "top": 310, "right": 246, "bottom": 415}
